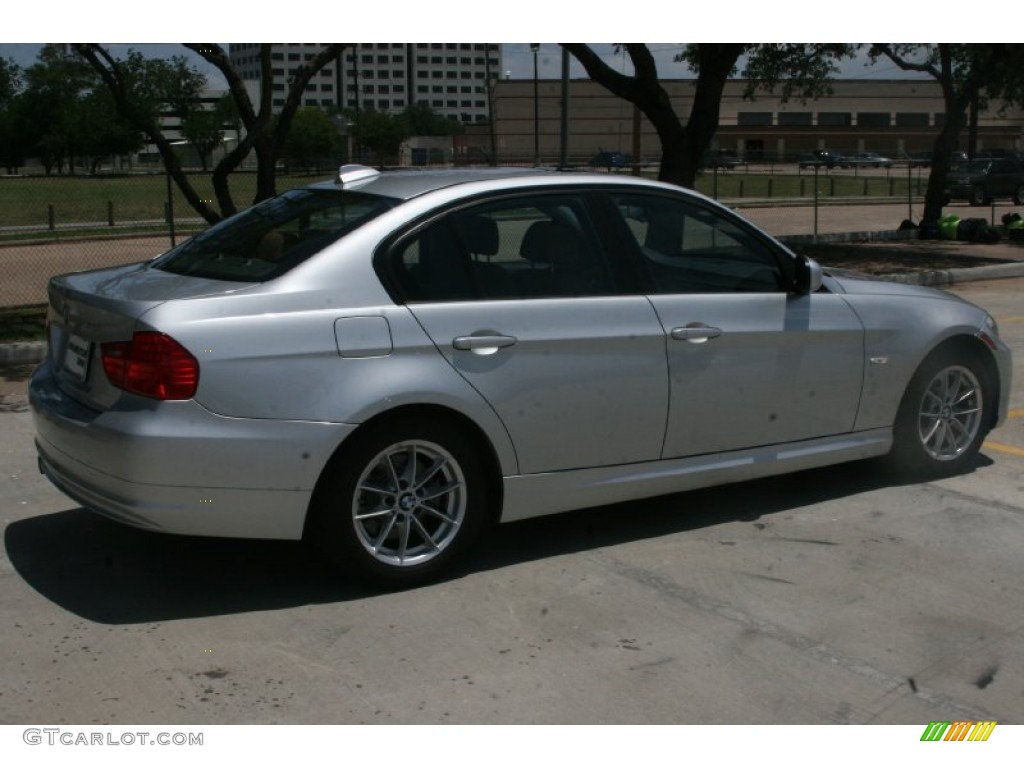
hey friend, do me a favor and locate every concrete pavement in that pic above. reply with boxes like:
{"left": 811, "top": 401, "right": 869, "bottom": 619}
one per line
{"left": 1, "top": 278, "right": 1022, "bottom": 725}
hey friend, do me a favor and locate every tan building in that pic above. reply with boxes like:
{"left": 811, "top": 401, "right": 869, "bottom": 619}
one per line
{"left": 482, "top": 78, "right": 1024, "bottom": 164}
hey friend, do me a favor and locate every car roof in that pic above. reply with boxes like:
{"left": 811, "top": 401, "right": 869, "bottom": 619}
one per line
{"left": 307, "top": 164, "right": 672, "bottom": 202}
{"left": 307, "top": 166, "right": 554, "bottom": 201}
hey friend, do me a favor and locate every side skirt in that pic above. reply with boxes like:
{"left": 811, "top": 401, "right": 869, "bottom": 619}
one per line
{"left": 499, "top": 429, "right": 892, "bottom": 523}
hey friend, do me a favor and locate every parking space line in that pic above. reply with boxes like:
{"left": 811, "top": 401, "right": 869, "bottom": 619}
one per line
{"left": 984, "top": 440, "right": 1024, "bottom": 458}
{"left": 1008, "top": 409, "right": 1024, "bottom": 419}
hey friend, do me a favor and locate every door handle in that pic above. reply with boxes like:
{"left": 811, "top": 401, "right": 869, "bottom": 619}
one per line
{"left": 452, "top": 334, "right": 517, "bottom": 354}
{"left": 670, "top": 325, "right": 723, "bottom": 344}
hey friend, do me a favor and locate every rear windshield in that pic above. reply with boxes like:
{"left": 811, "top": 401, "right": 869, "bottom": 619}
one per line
{"left": 153, "top": 188, "right": 397, "bottom": 282}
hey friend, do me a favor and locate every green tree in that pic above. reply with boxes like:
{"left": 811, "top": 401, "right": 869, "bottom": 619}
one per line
{"left": 74, "top": 45, "right": 224, "bottom": 219}
{"left": 0, "top": 57, "right": 19, "bottom": 104}
{"left": 73, "top": 88, "right": 142, "bottom": 173}
{"left": 348, "top": 108, "right": 410, "bottom": 165}
{"left": 0, "top": 57, "right": 26, "bottom": 173}
{"left": 283, "top": 107, "right": 343, "bottom": 170}
{"left": 181, "top": 44, "right": 348, "bottom": 217}
{"left": 180, "top": 95, "right": 235, "bottom": 171}
{"left": 870, "top": 44, "right": 1024, "bottom": 225}
{"left": 20, "top": 44, "right": 98, "bottom": 174}
{"left": 77, "top": 43, "right": 348, "bottom": 223}
{"left": 11, "top": 45, "right": 144, "bottom": 175}
{"left": 360, "top": 109, "right": 409, "bottom": 164}
{"left": 563, "top": 44, "right": 853, "bottom": 188}
{"left": 401, "top": 102, "right": 463, "bottom": 136}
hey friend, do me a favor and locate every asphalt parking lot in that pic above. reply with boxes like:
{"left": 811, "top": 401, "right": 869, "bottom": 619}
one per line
{"left": 0, "top": 278, "right": 1021, "bottom": 725}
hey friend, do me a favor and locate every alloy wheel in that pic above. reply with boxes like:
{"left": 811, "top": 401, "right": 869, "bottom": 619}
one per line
{"left": 351, "top": 440, "right": 467, "bottom": 567}
{"left": 917, "top": 365, "right": 984, "bottom": 461}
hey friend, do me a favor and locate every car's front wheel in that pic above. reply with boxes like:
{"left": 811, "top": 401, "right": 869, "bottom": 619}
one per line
{"left": 969, "top": 185, "right": 989, "bottom": 206}
{"left": 888, "top": 348, "right": 991, "bottom": 479}
{"left": 308, "top": 416, "right": 489, "bottom": 586}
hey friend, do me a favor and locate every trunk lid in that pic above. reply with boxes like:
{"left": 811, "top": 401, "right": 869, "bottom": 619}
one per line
{"left": 46, "top": 262, "right": 252, "bottom": 411}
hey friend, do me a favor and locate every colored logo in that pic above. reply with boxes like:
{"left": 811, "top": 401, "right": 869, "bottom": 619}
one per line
{"left": 921, "top": 721, "right": 996, "bottom": 742}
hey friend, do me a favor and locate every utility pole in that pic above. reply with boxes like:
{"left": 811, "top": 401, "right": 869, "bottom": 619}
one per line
{"left": 559, "top": 47, "right": 569, "bottom": 169}
{"left": 531, "top": 43, "right": 540, "bottom": 165}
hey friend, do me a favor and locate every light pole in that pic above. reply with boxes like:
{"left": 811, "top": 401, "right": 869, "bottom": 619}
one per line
{"left": 530, "top": 43, "right": 540, "bottom": 166}
{"left": 164, "top": 140, "right": 188, "bottom": 248}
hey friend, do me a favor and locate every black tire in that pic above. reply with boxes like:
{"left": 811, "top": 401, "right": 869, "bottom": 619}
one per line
{"left": 969, "top": 185, "right": 989, "bottom": 207}
{"left": 307, "top": 416, "right": 489, "bottom": 587}
{"left": 1014, "top": 184, "right": 1024, "bottom": 206}
{"left": 888, "top": 347, "right": 992, "bottom": 479}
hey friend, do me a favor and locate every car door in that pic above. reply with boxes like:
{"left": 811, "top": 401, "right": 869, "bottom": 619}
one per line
{"left": 607, "top": 192, "right": 865, "bottom": 459}
{"left": 990, "top": 160, "right": 1022, "bottom": 198}
{"left": 384, "top": 192, "right": 670, "bottom": 475}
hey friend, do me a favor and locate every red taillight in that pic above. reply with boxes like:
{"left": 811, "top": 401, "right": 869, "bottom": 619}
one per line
{"left": 102, "top": 332, "right": 199, "bottom": 400}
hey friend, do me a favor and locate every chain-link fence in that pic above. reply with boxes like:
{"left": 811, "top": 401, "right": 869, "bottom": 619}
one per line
{"left": 0, "top": 171, "right": 332, "bottom": 308}
{"left": 0, "top": 163, "right": 942, "bottom": 309}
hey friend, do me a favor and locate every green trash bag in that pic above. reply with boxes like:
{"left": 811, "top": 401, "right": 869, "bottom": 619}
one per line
{"left": 938, "top": 214, "right": 961, "bottom": 240}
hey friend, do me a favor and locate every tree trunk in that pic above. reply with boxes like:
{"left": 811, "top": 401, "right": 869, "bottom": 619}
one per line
{"left": 254, "top": 140, "right": 277, "bottom": 204}
{"left": 921, "top": 116, "right": 966, "bottom": 225}
{"left": 562, "top": 43, "right": 743, "bottom": 190}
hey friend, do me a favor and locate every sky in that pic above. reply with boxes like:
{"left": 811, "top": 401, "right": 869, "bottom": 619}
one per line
{"left": 1, "top": 1, "right": 1011, "bottom": 85}
{"left": 0, "top": 42, "right": 919, "bottom": 91}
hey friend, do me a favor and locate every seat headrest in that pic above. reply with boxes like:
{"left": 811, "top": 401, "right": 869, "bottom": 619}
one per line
{"left": 457, "top": 214, "right": 499, "bottom": 256}
{"left": 519, "top": 220, "right": 584, "bottom": 266}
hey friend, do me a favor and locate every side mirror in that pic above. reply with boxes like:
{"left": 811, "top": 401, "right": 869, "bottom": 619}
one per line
{"left": 793, "top": 254, "right": 823, "bottom": 294}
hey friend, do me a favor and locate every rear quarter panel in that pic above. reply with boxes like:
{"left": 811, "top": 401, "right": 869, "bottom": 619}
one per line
{"left": 138, "top": 292, "right": 520, "bottom": 476}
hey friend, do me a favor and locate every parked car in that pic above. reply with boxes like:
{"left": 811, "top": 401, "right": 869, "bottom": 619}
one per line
{"left": 30, "top": 166, "right": 1012, "bottom": 586}
{"left": 702, "top": 149, "right": 743, "bottom": 169}
{"left": 797, "top": 150, "right": 842, "bottom": 169}
{"left": 841, "top": 152, "right": 894, "bottom": 168}
{"left": 909, "top": 151, "right": 968, "bottom": 169}
{"left": 944, "top": 157, "right": 1024, "bottom": 205}
{"left": 588, "top": 150, "right": 631, "bottom": 169}
{"left": 908, "top": 151, "right": 933, "bottom": 168}
{"left": 973, "top": 149, "right": 1024, "bottom": 161}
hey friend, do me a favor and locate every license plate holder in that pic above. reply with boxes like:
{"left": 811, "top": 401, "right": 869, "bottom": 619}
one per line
{"left": 63, "top": 333, "right": 92, "bottom": 381}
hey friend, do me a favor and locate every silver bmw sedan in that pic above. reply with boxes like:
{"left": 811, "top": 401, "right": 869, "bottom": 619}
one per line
{"left": 30, "top": 166, "right": 1013, "bottom": 586}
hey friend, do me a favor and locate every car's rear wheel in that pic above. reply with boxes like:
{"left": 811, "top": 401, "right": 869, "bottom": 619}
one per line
{"left": 888, "top": 348, "right": 991, "bottom": 479}
{"left": 969, "top": 185, "right": 989, "bottom": 206}
{"left": 1014, "top": 184, "right": 1024, "bottom": 205}
{"left": 308, "top": 417, "right": 488, "bottom": 586}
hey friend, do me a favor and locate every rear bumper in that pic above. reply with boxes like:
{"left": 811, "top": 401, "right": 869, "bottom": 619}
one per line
{"left": 30, "top": 360, "right": 355, "bottom": 540}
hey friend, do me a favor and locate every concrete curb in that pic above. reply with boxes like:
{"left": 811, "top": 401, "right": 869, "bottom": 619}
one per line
{"left": 778, "top": 229, "right": 919, "bottom": 246}
{"left": 3, "top": 252, "right": 1024, "bottom": 370}
{"left": 881, "top": 261, "right": 1024, "bottom": 286}
{"left": 0, "top": 341, "right": 46, "bottom": 366}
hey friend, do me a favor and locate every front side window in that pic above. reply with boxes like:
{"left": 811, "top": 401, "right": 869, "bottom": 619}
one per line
{"left": 154, "top": 189, "right": 396, "bottom": 282}
{"left": 610, "top": 194, "right": 787, "bottom": 294}
{"left": 390, "top": 194, "right": 616, "bottom": 302}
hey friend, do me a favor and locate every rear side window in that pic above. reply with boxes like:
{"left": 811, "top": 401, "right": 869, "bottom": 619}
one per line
{"left": 154, "top": 188, "right": 395, "bottom": 282}
{"left": 391, "top": 194, "right": 617, "bottom": 302}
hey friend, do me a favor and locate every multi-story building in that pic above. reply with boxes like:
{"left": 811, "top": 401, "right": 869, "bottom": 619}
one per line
{"left": 227, "top": 43, "right": 502, "bottom": 124}
{"left": 485, "top": 78, "right": 1024, "bottom": 164}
